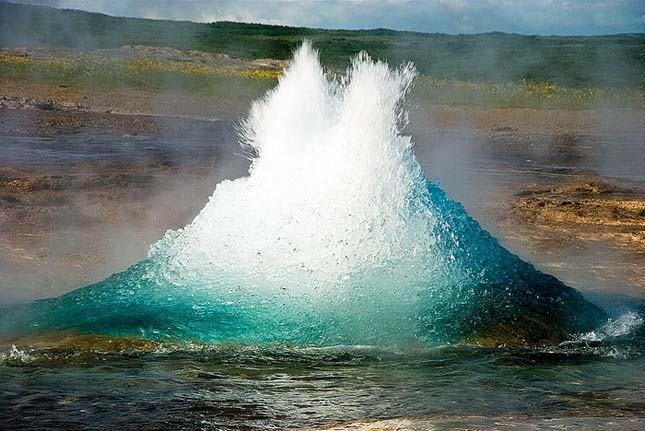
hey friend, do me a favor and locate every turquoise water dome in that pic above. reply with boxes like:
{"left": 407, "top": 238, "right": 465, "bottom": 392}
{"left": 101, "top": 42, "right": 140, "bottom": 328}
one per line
{"left": 1, "top": 43, "right": 606, "bottom": 347}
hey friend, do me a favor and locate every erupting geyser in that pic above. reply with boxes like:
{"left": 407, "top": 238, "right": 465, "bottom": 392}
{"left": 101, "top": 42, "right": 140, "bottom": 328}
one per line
{"left": 2, "top": 42, "right": 606, "bottom": 346}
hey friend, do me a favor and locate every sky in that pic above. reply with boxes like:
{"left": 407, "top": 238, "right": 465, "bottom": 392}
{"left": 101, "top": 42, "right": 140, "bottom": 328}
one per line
{"left": 10, "top": 0, "right": 645, "bottom": 35}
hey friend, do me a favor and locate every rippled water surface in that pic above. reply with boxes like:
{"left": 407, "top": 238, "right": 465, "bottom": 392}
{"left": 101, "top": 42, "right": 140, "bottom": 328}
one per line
{"left": 1, "top": 334, "right": 644, "bottom": 430}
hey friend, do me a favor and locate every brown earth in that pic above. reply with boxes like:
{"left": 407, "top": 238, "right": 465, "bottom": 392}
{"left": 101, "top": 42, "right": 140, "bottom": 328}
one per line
{"left": 502, "top": 180, "right": 645, "bottom": 295}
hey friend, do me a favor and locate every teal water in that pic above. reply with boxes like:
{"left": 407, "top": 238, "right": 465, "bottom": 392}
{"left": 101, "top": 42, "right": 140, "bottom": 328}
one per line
{"left": 0, "top": 43, "right": 608, "bottom": 346}
{"left": 1, "top": 43, "right": 643, "bottom": 429}
{"left": 0, "top": 177, "right": 607, "bottom": 346}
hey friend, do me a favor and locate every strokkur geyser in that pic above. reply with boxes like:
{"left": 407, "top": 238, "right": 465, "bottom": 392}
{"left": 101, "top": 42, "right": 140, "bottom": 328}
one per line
{"left": 3, "top": 43, "right": 606, "bottom": 346}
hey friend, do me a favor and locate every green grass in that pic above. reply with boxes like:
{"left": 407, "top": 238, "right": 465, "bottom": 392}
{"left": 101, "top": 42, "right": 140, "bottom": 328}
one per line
{"left": 0, "top": 54, "right": 278, "bottom": 99}
{"left": 410, "top": 77, "right": 645, "bottom": 109}
{"left": 1, "top": 2, "right": 644, "bottom": 90}
{"left": 2, "top": 53, "right": 643, "bottom": 109}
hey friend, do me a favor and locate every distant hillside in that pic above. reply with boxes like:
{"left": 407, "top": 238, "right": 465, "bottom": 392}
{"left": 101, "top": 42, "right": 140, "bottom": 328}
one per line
{"left": 1, "top": 1, "right": 644, "bottom": 87}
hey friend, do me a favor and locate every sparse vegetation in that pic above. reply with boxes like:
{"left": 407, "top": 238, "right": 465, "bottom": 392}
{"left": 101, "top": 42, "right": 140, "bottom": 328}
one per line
{"left": 412, "top": 76, "right": 645, "bottom": 108}
{"left": 2, "top": 50, "right": 643, "bottom": 109}
{"left": 0, "top": 52, "right": 279, "bottom": 98}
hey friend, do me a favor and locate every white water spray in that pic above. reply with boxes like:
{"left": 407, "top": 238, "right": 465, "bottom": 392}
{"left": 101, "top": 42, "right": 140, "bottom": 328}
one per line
{"left": 1, "top": 42, "right": 607, "bottom": 346}
{"left": 155, "top": 42, "right": 435, "bottom": 286}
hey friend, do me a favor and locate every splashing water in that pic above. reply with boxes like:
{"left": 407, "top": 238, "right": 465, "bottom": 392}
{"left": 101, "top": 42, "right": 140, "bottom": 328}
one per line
{"left": 577, "top": 311, "right": 643, "bottom": 342}
{"left": 1, "top": 42, "right": 608, "bottom": 346}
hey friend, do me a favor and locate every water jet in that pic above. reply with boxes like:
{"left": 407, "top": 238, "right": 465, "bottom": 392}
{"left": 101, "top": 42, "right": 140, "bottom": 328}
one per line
{"left": 1, "top": 42, "right": 607, "bottom": 347}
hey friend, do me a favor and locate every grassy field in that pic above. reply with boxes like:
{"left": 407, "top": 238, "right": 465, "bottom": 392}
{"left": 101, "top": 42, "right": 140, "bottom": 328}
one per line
{"left": 1, "top": 2, "right": 644, "bottom": 108}
{"left": 0, "top": 52, "right": 280, "bottom": 99}
{"left": 2, "top": 50, "right": 643, "bottom": 109}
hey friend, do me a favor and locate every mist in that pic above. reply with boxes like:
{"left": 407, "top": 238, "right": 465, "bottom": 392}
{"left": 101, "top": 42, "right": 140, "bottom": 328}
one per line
{"left": 0, "top": 111, "right": 249, "bottom": 304}
{"left": 1, "top": 2, "right": 643, "bottom": 306}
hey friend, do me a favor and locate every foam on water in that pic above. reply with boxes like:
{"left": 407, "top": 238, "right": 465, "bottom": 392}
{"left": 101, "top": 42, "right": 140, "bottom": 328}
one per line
{"left": 577, "top": 311, "right": 644, "bottom": 342}
{"left": 1, "top": 42, "right": 610, "bottom": 346}
{"left": 0, "top": 345, "right": 33, "bottom": 364}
